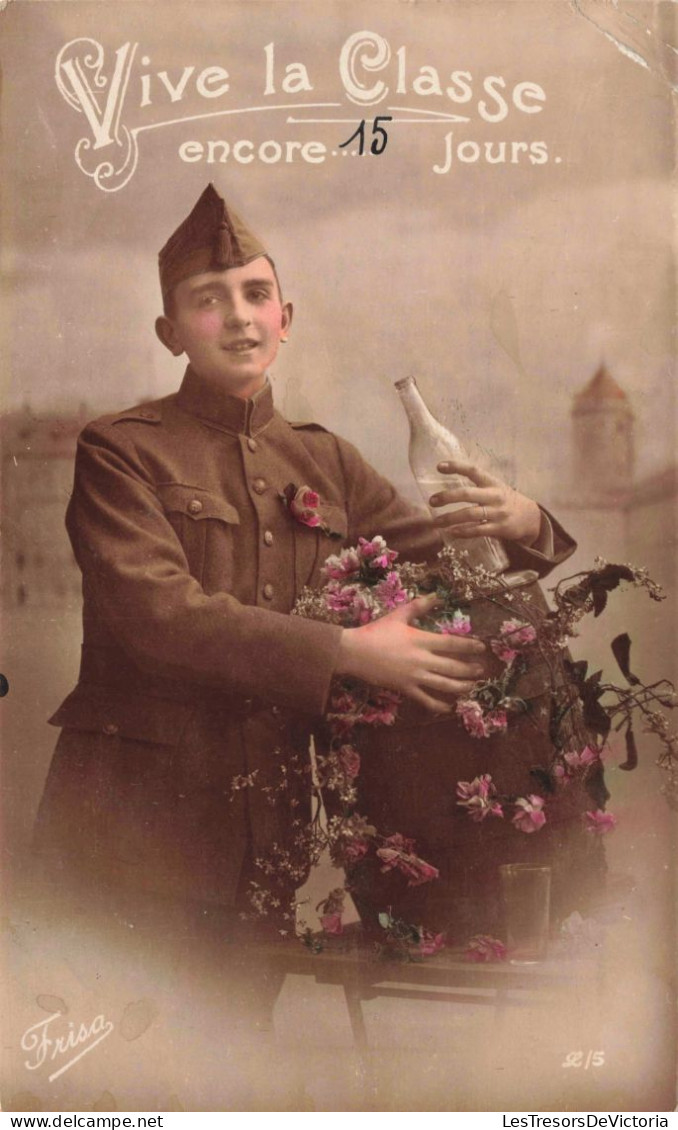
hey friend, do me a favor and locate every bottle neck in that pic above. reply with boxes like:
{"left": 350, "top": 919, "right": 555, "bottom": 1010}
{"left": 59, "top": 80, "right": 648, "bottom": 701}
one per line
{"left": 395, "top": 377, "right": 437, "bottom": 430}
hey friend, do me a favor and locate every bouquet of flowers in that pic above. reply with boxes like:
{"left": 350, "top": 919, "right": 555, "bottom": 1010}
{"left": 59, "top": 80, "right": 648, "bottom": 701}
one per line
{"left": 242, "top": 534, "right": 676, "bottom": 957}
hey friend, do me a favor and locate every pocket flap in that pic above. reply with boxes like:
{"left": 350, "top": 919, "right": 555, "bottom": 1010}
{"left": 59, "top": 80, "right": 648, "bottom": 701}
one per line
{"left": 319, "top": 501, "right": 348, "bottom": 538}
{"left": 49, "top": 687, "right": 194, "bottom": 747}
{"left": 157, "top": 484, "right": 240, "bottom": 524}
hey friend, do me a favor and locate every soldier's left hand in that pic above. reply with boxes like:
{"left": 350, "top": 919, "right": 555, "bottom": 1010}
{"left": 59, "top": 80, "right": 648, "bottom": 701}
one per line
{"left": 429, "top": 458, "right": 542, "bottom": 546}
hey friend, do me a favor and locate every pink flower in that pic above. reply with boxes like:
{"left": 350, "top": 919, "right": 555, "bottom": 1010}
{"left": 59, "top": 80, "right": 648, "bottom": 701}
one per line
{"left": 299, "top": 487, "right": 319, "bottom": 508}
{"left": 556, "top": 745, "right": 601, "bottom": 785}
{"left": 289, "top": 485, "right": 322, "bottom": 528}
{"left": 377, "top": 833, "right": 440, "bottom": 887}
{"left": 337, "top": 744, "right": 361, "bottom": 779}
{"left": 419, "top": 931, "right": 445, "bottom": 957}
{"left": 320, "top": 912, "right": 343, "bottom": 935}
{"left": 360, "top": 689, "right": 400, "bottom": 727}
{"left": 491, "top": 618, "right": 537, "bottom": 664}
{"left": 374, "top": 570, "right": 410, "bottom": 610}
{"left": 410, "top": 858, "right": 440, "bottom": 885}
{"left": 436, "top": 610, "right": 472, "bottom": 636}
{"left": 456, "top": 699, "right": 508, "bottom": 739}
{"left": 325, "top": 584, "right": 356, "bottom": 613}
{"left": 487, "top": 708, "right": 508, "bottom": 733}
{"left": 380, "top": 832, "right": 414, "bottom": 855}
{"left": 456, "top": 774, "right": 504, "bottom": 822}
{"left": 327, "top": 688, "right": 362, "bottom": 737}
{"left": 456, "top": 698, "right": 491, "bottom": 738}
{"left": 502, "top": 619, "right": 537, "bottom": 646}
{"left": 465, "top": 935, "right": 507, "bottom": 963}
{"left": 357, "top": 536, "right": 398, "bottom": 570}
{"left": 361, "top": 704, "right": 398, "bottom": 726}
{"left": 330, "top": 690, "right": 360, "bottom": 715}
{"left": 343, "top": 838, "right": 369, "bottom": 863}
{"left": 317, "top": 887, "right": 346, "bottom": 934}
{"left": 585, "top": 809, "right": 617, "bottom": 835}
{"left": 564, "top": 745, "right": 599, "bottom": 771}
{"left": 325, "top": 582, "right": 377, "bottom": 625}
{"left": 512, "top": 794, "right": 547, "bottom": 833}
{"left": 335, "top": 815, "right": 375, "bottom": 864}
{"left": 321, "top": 547, "right": 362, "bottom": 582}
{"left": 296, "top": 510, "right": 321, "bottom": 528}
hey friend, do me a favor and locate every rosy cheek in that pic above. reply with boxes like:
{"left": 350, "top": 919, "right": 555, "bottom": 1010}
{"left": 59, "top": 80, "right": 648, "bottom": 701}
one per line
{"left": 193, "top": 311, "right": 223, "bottom": 335}
{"left": 262, "top": 309, "right": 283, "bottom": 336}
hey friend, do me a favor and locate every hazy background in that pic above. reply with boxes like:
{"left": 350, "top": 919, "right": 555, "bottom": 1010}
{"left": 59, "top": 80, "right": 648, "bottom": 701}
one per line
{"left": 1, "top": 0, "right": 675, "bottom": 500}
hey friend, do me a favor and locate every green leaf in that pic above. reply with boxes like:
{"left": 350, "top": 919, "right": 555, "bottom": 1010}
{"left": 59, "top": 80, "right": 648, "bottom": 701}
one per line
{"left": 591, "top": 565, "right": 636, "bottom": 617}
{"left": 591, "top": 582, "right": 609, "bottom": 617}
{"left": 611, "top": 633, "right": 641, "bottom": 686}
{"left": 579, "top": 673, "right": 611, "bottom": 740}
{"left": 619, "top": 726, "right": 639, "bottom": 771}
{"left": 564, "top": 658, "right": 589, "bottom": 686}
{"left": 586, "top": 763, "right": 611, "bottom": 809}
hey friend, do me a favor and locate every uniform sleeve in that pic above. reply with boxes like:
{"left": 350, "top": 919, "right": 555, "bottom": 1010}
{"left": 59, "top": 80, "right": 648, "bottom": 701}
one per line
{"left": 67, "top": 422, "right": 343, "bottom": 715}
{"left": 333, "top": 435, "right": 576, "bottom": 577}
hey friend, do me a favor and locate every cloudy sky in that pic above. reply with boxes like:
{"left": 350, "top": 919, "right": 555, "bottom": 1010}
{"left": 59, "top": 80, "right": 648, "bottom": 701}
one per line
{"left": 1, "top": 0, "right": 674, "bottom": 500}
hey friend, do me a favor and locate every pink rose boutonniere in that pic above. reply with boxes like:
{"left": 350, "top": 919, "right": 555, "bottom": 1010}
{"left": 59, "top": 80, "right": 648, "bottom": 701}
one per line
{"left": 281, "top": 483, "right": 342, "bottom": 538}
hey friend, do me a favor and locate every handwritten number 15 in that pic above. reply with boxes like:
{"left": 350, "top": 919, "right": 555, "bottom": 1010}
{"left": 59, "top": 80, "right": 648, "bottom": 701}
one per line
{"left": 339, "top": 116, "right": 393, "bottom": 156}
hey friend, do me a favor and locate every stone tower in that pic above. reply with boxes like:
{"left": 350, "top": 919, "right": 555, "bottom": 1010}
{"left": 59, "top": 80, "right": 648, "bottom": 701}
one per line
{"left": 571, "top": 363, "right": 634, "bottom": 504}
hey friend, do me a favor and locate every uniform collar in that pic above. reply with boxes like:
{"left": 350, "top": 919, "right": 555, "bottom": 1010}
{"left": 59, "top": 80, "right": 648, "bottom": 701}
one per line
{"left": 175, "top": 367, "right": 275, "bottom": 436}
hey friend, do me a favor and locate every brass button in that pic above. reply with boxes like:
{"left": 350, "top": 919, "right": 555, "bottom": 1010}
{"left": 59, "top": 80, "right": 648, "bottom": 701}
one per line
{"left": 102, "top": 722, "right": 119, "bottom": 736}
{"left": 262, "top": 583, "right": 274, "bottom": 600}
{"left": 252, "top": 478, "right": 267, "bottom": 495}
{"left": 247, "top": 438, "right": 258, "bottom": 453}
{"left": 187, "top": 499, "right": 203, "bottom": 515}
{"left": 263, "top": 530, "right": 274, "bottom": 546}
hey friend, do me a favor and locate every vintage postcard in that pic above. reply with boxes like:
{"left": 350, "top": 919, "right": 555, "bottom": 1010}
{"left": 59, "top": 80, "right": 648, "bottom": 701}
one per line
{"left": 1, "top": 0, "right": 676, "bottom": 1115}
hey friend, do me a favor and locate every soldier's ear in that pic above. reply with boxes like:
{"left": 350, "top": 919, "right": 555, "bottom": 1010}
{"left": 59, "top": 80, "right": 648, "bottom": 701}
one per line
{"left": 280, "top": 301, "right": 293, "bottom": 340}
{"left": 155, "top": 316, "right": 185, "bottom": 357}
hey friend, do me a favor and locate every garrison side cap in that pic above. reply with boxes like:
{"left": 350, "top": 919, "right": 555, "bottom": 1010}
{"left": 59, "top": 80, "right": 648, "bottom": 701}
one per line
{"left": 158, "top": 184, "right": 269, "bottom": 298}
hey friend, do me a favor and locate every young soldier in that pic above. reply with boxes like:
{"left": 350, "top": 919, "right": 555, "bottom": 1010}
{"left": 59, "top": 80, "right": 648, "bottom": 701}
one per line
{"left": 35, "top": 184, "right": 574, "bottom": 940}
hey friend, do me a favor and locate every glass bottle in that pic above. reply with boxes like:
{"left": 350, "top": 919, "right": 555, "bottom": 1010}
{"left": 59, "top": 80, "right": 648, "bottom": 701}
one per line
{"left": 394, "top": 375, "right": 510, "bottom": 573}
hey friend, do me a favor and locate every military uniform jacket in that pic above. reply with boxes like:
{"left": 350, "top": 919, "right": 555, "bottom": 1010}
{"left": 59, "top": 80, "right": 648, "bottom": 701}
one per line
{"left": 35, "top": 368, "right": 576, "bottom": 907}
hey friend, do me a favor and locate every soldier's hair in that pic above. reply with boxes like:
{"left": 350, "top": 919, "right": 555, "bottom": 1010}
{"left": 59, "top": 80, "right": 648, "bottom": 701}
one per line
{"left": 162, "top": 255, "right": 283, "bottom": 317}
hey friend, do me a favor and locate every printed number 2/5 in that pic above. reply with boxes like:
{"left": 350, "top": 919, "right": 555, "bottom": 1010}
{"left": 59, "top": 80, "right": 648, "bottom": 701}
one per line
{"left": 339, "top": 116, "right": 393, "bottom": 156}
{"left": 562, "top": 1050, "right": 605, "bottom": 1069}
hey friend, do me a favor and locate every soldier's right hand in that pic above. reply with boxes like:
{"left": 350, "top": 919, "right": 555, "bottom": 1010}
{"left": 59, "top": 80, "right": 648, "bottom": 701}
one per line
{"left": 334, "top": 593, "right": 488, "bottom": 713}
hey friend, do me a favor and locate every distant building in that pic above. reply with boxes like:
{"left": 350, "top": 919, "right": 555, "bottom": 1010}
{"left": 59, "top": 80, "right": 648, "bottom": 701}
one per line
{"left": 571, "top": 363, "right": 635, "bottom": 506}
{"left": 555, "top": 365, "right": 676, "bottom": 685}
{"left": 1, "top": 406, "right": 88, "bottom": 609}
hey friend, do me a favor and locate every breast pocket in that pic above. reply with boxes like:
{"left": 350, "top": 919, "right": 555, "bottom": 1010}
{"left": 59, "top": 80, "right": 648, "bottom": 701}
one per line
{"left": 293, "top": 500, "right": 348, "bottom": 592}
{"left": 157, "top": 484, "right": 240, "bottom": 593}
